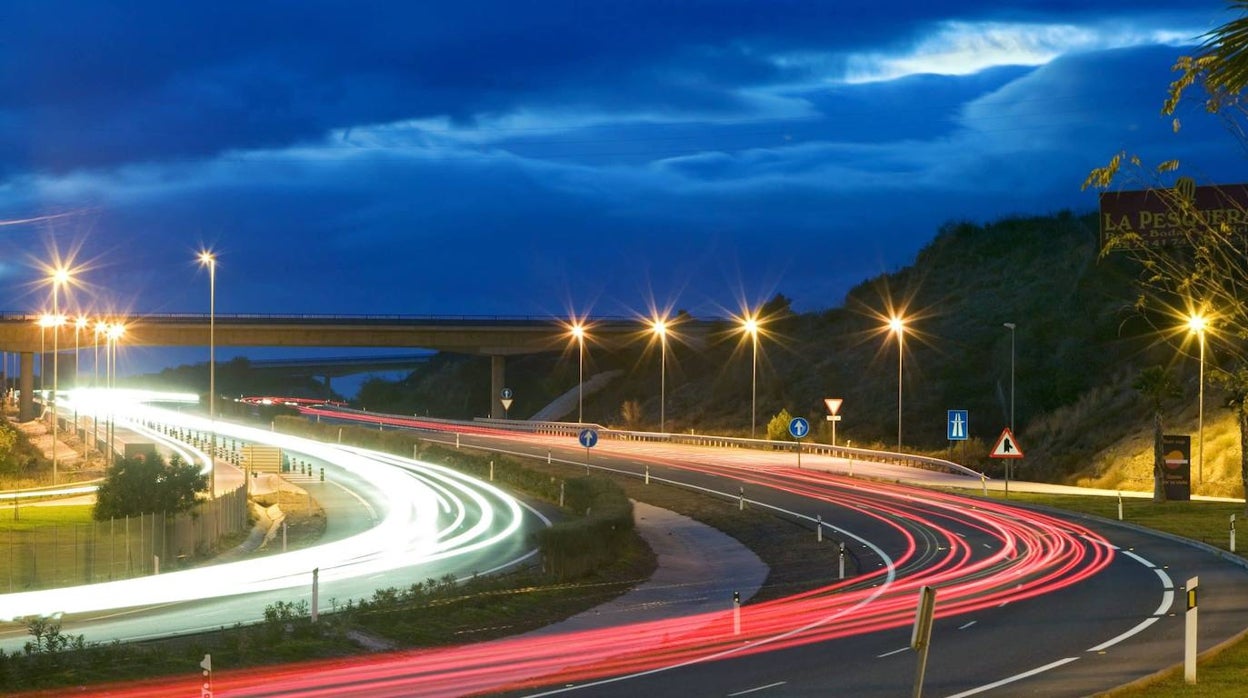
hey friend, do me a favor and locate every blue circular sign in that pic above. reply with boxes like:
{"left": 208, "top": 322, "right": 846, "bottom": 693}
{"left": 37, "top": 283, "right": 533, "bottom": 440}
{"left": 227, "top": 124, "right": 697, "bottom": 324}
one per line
{"left": 501, "top": 387, "right": 514, "bottom": 400}
{"left": 788, "top": 417, "right": 810, "bottom": 440}
{"left": 578, "top": 428, "right": 599, "bottom": 448}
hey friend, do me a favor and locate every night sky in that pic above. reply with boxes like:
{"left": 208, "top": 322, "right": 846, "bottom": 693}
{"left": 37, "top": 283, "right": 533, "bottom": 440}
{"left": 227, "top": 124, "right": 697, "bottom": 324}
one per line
{"left": 0, "top": 2, "right": 1240, "bottom": 332}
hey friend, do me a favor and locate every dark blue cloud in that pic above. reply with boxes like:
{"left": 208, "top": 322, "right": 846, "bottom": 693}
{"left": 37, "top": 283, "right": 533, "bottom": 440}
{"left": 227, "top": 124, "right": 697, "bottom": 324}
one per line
{"left": 0, "top": 2, "right": 1239, "bottom": 338}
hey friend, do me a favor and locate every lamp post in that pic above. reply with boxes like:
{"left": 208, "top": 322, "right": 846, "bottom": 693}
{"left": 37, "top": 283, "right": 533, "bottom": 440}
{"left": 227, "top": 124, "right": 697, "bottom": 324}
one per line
{"left": 889, "top": 316, "right": 905, "bottom": 450}
{"left": 742, "top": 316, "right": 759, "bottom": 439}
{"left": 652, "top": 319, "right": 668, "bottom": 433}
{"left": 571, "top": 323, "right": 585, "bottom": 424}
{"left": 50, "top": 268, "right": 70, "bottom": 484}
{"left": 1003, "top": 323, "right": 1016, "bottom": 431}
{"left": 1188, "top": 314, "right": 1206, "bottom": 485}
{"left": 199, "top": 251, "right": 217, "bottom": 497}
{"left": 105, "top": 323, "right": 124, "bottom": 467}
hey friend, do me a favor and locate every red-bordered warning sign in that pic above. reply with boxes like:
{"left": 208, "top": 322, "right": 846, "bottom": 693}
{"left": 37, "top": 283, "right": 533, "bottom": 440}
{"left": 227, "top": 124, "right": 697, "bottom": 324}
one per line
{"left": 990, "top": 428, "right": 1024, "bottom": 459}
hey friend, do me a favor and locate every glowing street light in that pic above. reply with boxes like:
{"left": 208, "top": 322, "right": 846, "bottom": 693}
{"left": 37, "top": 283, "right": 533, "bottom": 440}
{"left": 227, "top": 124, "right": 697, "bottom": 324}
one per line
{"left": 570, "top": 323, "right": 586, "bottom": 424}
{"left": 889, "top": 316, "right": 905, "bottom": 450}
{"left": 199, "top": 250, "right": 217, "bottom": 497}
{"left": 651, "top": 318, "right": 668, "bottom": 433}
{"left": 1188, "top": 313, "right": 1207, "bottom": 485}
{"left": 741, "top": 315, "right": 760, "bottom": 438}
{"left": 105, "top": 322, "right": 125, "bottom": 467}
{"left": 50, "top": 267, "right": 71, "bottom": 484}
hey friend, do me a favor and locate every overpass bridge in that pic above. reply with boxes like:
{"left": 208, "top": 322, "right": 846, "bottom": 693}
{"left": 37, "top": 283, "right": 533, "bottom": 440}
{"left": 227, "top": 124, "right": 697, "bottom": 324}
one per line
{"left": 0, "top": 313, "right": 715, "bottom": 421}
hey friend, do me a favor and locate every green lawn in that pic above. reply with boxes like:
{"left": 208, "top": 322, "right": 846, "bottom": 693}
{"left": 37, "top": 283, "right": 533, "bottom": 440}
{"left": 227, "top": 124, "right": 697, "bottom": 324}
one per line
{"left": 0, "top": 504, "right": 94, "bottom": 531}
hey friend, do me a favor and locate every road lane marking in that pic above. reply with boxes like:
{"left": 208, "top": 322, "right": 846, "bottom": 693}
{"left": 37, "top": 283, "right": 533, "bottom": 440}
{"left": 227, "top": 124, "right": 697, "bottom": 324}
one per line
{"left": 1120, "top": 549, "right": 1153, "bottom": 567}
{"left": 877, "top": 647, "right": 909, "bottom": 658}
{"left": 944, "top": 657, "right": 1080, "bottom": 697}
{"left": 1087, "top": 617, "right": 1161, "bottom": 652}
{"left": 958, "top": 620, "right": 977, "bottom": 630}
{"left": 728, "top": 681, "right": 787, "bottom": 696}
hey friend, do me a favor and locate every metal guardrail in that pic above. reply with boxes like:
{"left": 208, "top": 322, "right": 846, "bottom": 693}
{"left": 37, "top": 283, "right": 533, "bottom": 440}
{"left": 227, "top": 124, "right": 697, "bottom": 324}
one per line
{"left": 471, "top": 417, "right": 986, "bottom": 479}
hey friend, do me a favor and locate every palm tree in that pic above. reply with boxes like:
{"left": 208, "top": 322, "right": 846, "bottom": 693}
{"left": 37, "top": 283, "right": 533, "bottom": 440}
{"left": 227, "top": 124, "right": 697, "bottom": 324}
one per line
{"left": 1203, "top": 0, "right": 1248, "bottom": 92}
{"left": 1133, "top": 366, "right": 1182, "bottom": 503}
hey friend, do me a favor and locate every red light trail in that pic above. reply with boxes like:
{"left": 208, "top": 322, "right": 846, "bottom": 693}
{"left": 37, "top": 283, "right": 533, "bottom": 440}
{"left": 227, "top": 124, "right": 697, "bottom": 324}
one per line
{"left": 46, "top": 424, "right": 1115, "bottom": 698}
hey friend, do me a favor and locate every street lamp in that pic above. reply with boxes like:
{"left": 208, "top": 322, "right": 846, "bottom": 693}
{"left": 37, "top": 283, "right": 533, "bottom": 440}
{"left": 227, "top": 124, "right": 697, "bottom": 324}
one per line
{"left": 741, "top": 316, "right": 760, "bottom": 439}
{"left": 199, "top": 251, "right": 217, "bottom": 497}
{"left": 889, "top": 316, "right": 905, "bottom": 450}
{"left": 1003, "top": 322, "right": 1016, "bottom": 431}
{"left": 1188, "top": 313, "right": 1207, "bottom": 485}
{"left": 105, "top": 323, "right": 124, "bottom": 467}
{"left": 651, "top": 318, "right": 668, "bottom": 433}
{"left": 50, "top": 267, "right": 70, "bottom": 484}
{"left": 570, "top": 323, "right": 585, "bottom": 424}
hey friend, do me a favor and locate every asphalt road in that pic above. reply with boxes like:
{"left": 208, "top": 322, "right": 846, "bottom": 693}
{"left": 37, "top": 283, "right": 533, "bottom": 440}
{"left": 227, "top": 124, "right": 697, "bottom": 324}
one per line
{"left": 434, "top": 429, "right": 1248, "bottom": 698}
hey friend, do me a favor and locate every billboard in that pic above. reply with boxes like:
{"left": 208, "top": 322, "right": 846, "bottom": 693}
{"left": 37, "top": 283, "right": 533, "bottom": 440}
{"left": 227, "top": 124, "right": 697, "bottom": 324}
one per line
{"left": 1099, "top": 180, "right": 1248, "bottom": 250}
{"left": 1162, "top": 434, "right": 1192, "bottom": 501}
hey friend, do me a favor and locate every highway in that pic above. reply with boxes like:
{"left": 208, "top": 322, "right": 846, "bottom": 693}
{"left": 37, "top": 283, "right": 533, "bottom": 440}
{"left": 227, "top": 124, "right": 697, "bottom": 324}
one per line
{"left": 7, "top": 402, "right": 1246, "bottom": 697}
{"left": 107, "top": 410, "right": 1243, "bottom": 698}
{"left": 0, "top": 400, "right": 549, "bottom": 654}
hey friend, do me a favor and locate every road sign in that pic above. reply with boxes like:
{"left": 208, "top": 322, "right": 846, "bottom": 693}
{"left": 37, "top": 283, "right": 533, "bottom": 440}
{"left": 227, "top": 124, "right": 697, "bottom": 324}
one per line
{"left": 990, "top": 428, "right": 1024, "bottom": 458}
{"left": 500, "top": 398, "right": 514, "bottom": 411}
{"left": 578, "top": 428, "right": 599, "bottom": 448}
{"left": 788, "top": 417, "right": 810, "bottom": 439}
{"left": 824, "top": 398, "right": 843, "bottom": 416}
{"left": 947, "top": 410, "right": 969, "bottom": 441}
{"left": 500, "top": 387, "right": 513, "bottom": 400}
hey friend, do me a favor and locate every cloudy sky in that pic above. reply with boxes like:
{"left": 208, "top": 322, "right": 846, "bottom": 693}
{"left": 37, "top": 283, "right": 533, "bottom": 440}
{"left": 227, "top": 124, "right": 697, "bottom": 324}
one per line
{"left": 0, "top": 1, "right": 1240, "bottom": 328}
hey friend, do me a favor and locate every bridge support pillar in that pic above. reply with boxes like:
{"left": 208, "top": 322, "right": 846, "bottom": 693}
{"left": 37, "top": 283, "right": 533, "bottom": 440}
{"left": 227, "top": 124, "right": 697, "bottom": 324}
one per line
{"left": 19, "top": 352, "right": 34, "bottom": 422}
{"left": 490, "top": 355, "right": 505, "bottom": 419}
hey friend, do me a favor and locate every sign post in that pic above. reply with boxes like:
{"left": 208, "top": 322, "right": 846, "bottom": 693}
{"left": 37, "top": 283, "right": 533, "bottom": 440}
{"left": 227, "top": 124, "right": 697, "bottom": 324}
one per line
{"left": 824, "top": 398, "right": 843, "bottom": 446}
{"left": 578, "top": 428, "right": 598, "bottom": 472}
{"left": 1162, "top": 434, "right": 1192, "bottom": 501}
{"left": 911, "top": 586, "right": 937, "bottom": 698}
{"left": 989, "top": 428, "right": 1024, "bottom": 497}
{"left": 789, "top": 417, "right": 810, "bottom": 468}
{"left": 500, "top": 387, "right": 514, "bottom": 419}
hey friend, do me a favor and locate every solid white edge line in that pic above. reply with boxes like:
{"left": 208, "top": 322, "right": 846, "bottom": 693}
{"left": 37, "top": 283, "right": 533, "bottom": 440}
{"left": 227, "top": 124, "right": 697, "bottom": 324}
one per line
{"left": 727, "top": 681, "right": 787, "bottom": 696}
{"left": 943, "top": 657, "right": 1080, "bottom": 698}
{"left": 1086, "top": 617, "right": 1161, "bottom": 653}
{"left": 877, "top": 647, "right": 909, "bottom": 658}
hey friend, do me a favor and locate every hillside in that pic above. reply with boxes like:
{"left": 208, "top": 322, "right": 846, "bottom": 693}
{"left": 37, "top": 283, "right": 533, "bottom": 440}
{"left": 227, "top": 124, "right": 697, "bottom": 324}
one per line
{"left": 163, "top": 211, "right": 1241, "bottom": 497}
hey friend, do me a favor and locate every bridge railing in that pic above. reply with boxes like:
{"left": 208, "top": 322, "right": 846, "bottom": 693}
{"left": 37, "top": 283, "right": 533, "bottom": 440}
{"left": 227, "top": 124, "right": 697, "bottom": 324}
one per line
{"left": 471, "top": 418, "right": 984, "bottom": 479}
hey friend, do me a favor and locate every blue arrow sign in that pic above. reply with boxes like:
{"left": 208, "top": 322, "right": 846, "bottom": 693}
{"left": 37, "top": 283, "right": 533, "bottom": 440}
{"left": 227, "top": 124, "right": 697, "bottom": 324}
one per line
{"left": 947, "top": 410, "right": 969, "bottom": 441}
{"left": 501, "top": 387, "right": 514, "bottom": 400}
{"left": 788, "top": 417, "right": 810, "bottom": 440}
{"left": 578, "top": 428, "right": 599, "bottom": 448}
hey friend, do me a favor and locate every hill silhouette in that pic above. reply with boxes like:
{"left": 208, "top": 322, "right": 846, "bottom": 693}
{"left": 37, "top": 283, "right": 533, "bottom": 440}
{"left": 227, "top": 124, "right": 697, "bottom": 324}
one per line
{"left": 148, "top": 210, "right": 1242, "bottom": 497}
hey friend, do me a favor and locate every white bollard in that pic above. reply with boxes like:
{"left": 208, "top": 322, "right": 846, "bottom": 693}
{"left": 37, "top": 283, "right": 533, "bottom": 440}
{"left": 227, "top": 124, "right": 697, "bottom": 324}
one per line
{"left": 816, "top": 514, "right": 823, "bottom": 543}
{"left": 645, "top": 466, "right": 650, "bottom": 484}
{"left": 154, "top": 555, "right": 159, "bottom": 575}
{"left": 733, "top": 591, "right": 741, "bottom": 635}
{"left": 838, "top": 542, "right": 846, "bottom": 580}
{"left": 311, "top": 568, "right": 320, "bottom": 623}
{"left": 490, "top": 460, "right": 494, "bottom": 481}
{"left": 547, "top": 450, "right": 551, "bottom": 464}
{"left": 1231, "top": 514, "right": 1237, "bottom": 553}
{"left": 1118, "top": 491, "right": 1124, "bottom": 521}
{"left": 739, "top": 486, "right": 745, "bottom": 511}
{"left": 282, "top": 520, "right": 288, "bottom": 552}
{"left": 455, "top": 433, "right": 460, "bottom": 448}
{"left": 1185, "top": 576, "right": 1199, "bottom": 684}
{"left": 560, "top": 481, "right": 565, "bottom": 507}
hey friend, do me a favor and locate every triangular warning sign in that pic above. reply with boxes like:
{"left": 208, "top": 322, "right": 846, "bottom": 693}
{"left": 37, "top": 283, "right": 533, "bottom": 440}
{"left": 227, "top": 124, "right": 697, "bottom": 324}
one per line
{"left": 824, "top": 398, "right": 843, "bottom": 416}
{"left": 990, "top": 428, "right": 1024, "bottom": 459}
{"left": 500, "top": 398, "right": 514, "bottom": 411}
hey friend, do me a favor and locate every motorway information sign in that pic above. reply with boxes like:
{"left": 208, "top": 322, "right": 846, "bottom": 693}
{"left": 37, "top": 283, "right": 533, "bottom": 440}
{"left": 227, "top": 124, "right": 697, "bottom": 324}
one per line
{"left": 947, "top": 410, "right": 968, "bottom": 441}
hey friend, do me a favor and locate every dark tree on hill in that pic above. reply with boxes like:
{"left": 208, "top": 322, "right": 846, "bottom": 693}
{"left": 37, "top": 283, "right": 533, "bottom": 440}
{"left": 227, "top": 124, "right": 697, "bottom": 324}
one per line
{"left": 94, "top": 454, "right": 207, "bottom": 520}
{"left": 1134, "top": 367, "right": 1182, "bottom": 503}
